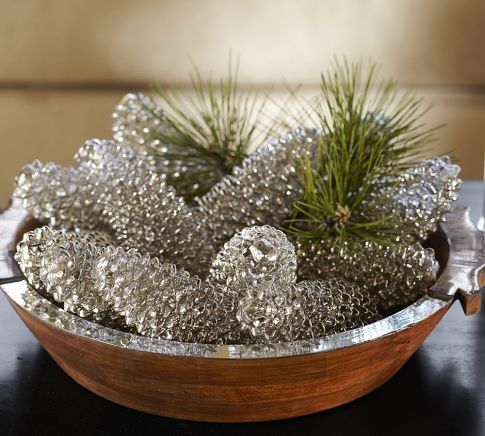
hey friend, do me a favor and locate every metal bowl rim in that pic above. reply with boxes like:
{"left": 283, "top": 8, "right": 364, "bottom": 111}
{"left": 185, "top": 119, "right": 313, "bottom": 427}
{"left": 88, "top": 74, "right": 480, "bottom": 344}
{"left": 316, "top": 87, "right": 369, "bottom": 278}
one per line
{"left": 1, "top": 280, "right": 451, "bottom": 359}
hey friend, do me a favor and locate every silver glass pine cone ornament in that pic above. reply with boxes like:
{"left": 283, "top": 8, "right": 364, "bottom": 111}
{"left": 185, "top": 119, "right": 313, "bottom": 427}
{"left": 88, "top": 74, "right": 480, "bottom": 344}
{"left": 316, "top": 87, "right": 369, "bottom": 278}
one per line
{"left": 39, "top": 238, "right": 110, "bottom": 320}
{"left": 195, "top": 127, "right": 317, "bottom": 245}
{"left": 112, "top": 93, "right": 165, "bottom": 150}
{"left": 112, "top": 92, "right": 222, "bottom": 199}
{"left": 15, "top": 226, "right": 62, "bottom": 295}
{"left": 92, "top": 245, "right": 224, "bottom": 343}
{"left": 97, "top": 151, "right": 214, "bottom": 276}
{"left": 210, "top": 225, "right": 379, "bottom": 343}
{"left": 237, "top": 279, "right": 379, "bottom": 342}
{"left": 297, "top": 239, "right": 439, "bottom": 312}
{"left": 13, "top": 161, "right": 101, "bottom": 231}
{"left": 111, "top": 93, "right": 190, "bottom": 188}
{"left": 383, "top": 156, "right": 461, "bottom": 240}
{"left": 15, "top": 226, "right": 113, "bottom": 316}
{"left": 208, "top": 225, "right": 297, "bottom": 291}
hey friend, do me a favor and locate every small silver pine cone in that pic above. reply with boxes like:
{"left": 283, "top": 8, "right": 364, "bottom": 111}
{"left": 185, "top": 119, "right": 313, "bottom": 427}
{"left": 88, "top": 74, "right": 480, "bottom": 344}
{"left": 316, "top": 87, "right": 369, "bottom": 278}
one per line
{"left": 91, "top": 244, "right": 247, "bottom": 344}
{"left": 237, "top": 278, "right": 379, "bottom": 343}
{"left": 297, "top": 240, "right": 439, "bottom": 312}
{"left": 97, "top": 151, "right": 214, "bottom": 276}
{"left": 237, "top": 282, "right": 298, "bottom": 342}
{"left": 112, "top": 93, "right": 165, "bottom": 150}
{"left": 76, "top": 138, "right": 214, "bottom": 276}
{"left": 15, "top": 226, "right": 63, "bottom": 295}
{"left": 112, "top": 93, "right": 204, "bottom": 195}
{"left": 209, "top": 225, "right": 297, "bottom": 291}
{"left": 15, "top": 226, "right": 114, "bottom": 317}
{"left": 13, "top": 161, "right": 101, "bottom": 231}
{"left": 39, "top": 238, "right": 109, "bottom": 319}
{"left": 372, "top": 156, "right": 462, "bottom": 241}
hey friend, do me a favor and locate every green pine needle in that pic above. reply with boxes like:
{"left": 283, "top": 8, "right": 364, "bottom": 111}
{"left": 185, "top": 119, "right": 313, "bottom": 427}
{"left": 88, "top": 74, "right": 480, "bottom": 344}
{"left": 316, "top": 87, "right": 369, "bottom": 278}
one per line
{"left": 287, "top": 59, "right": 441, "bottom": 246}
{"left": 151, "top": 57, "right": 271, "bottom": 201}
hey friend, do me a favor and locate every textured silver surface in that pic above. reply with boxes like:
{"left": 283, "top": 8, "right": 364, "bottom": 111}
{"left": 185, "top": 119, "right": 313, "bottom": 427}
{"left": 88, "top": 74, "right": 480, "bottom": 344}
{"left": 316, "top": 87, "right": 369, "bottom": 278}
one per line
{"left": 195, "top": 126, "right": 316, "bottom": 245}
{"left": 209, "top": 225, "right": 379, "bottom": 342}
{"left": 1, "top": 280, "right": 449, "bottom": 359}
{"left": 431, "top": 205, "right": 485, "bottom": 299}
{"left": 13, "top": 160, "right": 101, "bottom": 231}
{"left": 112, "top": 93, "right": 218, "bottom": 198}
{"left": 237, "top": 279, "right": 379, "bottom": 342}
{"left": 298, "top": 240, "right": 439, "bottom": 312}
{"left": 209, "top": 225, "right": 298, "bottom": 290}
{"left": 14, "top": 226, "right": 111, "bottom": 294}
{"left": 92, "top": 245, "right": 247, "bottom": 344}
{"left": 373, "top": 156, "right": 462, "bottom": 241}
{"left": 112, "top": 93, "right": 165, "bottom": 150}
{"left": 14, "top": 224, "right": 379, "bottom": 344}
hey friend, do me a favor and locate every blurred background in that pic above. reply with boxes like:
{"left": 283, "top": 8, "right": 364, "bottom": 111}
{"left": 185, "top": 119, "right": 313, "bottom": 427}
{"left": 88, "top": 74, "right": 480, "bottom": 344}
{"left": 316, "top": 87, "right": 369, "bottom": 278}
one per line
{"left": 1, "top": 0, "right": 484, "bottom": 207}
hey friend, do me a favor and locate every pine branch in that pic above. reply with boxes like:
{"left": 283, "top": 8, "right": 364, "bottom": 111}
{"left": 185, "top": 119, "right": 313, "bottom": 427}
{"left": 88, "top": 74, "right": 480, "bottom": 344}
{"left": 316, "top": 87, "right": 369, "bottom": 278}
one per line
{"left": 287, "top": 59, "right": 441, "bottom": 245}
{"left": 150, "top": 57, "right": 272, "bottom": 201}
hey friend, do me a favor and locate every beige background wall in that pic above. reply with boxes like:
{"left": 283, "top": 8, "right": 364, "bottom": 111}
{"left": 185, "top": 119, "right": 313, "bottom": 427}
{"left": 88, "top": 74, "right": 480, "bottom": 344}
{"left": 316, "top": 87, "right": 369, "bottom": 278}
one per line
{"left": 1, "top": 0, "right": 484, "bottom": 207}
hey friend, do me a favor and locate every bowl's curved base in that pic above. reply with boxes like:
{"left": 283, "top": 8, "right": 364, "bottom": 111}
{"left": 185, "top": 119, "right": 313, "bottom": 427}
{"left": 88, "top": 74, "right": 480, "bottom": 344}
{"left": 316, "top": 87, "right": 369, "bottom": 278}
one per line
{"left": 8, "top": 295, "right": 451, "bottom": 422}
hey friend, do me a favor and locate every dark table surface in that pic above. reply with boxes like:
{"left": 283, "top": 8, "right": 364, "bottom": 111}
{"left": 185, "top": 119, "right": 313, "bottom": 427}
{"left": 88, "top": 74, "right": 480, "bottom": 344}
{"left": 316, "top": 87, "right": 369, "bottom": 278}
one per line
{"left": 1, "top": 181, "right": 485, "bottom": 436}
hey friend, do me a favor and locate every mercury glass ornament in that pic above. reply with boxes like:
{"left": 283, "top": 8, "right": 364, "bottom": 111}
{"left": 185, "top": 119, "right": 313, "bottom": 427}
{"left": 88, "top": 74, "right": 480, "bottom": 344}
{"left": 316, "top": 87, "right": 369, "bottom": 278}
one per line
{"left": 76, "top": 138, "right": 214, "bottom": 276}
{"left": 15, "top": 226, "right": 113, "bottom": 310}
{"left": 15, "top": 226, "right": 61, "bottom": 295}
{"left": 196, "top": 127, "right": 317, "bottom": 245}
{"left": 96, "top": 148, "right": 214, "bottom": 276}
{"left": 237, "top": 279, "right": 379, "bottom": 343}
{"left": 372, "top": 156, "right": 462, "bottom": 241}
{"left": 39, "top": 238, "right": 109, "bottom": 319}
{"left": 13, "top": 138, "right": 140, "bottom": 232}
{"left": 112, "top": 93, "right": 205, "bottom": 197}
{"left": 211, "top": 225, "right": 379, "bottom": 343}
{"left": 297, "top": 240, "right": 439, "bottom": 312}
{"left": 13, "top": 161, "right": 102, "bottom": 231}
{"left": 91, "top": 244, "right": 248, "bottom": 344}
{"left": 112, "top": 93, "right": 165, "bottom": 149}
{"left": 209, "top": 225, "right": 297, "bottom": 291}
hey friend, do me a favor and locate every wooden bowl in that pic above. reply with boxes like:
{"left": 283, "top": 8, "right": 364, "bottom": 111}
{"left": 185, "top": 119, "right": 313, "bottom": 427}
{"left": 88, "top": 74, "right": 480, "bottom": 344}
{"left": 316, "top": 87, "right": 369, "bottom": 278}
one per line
{"left": 1, "top": 199, "right": 484, "bottom": 423}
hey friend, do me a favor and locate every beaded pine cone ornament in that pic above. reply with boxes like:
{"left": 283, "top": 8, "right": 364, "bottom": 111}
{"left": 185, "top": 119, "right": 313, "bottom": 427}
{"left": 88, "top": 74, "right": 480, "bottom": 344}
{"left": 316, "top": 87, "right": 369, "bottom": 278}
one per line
{"left": 12, "top": 61, "right": 463, "bottom": 345}
{"left": 15, "top": 224, "right": 379, "bottom": 344}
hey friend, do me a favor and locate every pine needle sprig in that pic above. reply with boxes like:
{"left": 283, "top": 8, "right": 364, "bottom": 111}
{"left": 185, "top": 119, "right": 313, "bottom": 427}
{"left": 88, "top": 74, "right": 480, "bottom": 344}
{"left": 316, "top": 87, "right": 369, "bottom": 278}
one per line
{"left": 287, "top": 59, "right": 441, "bottom": 245}
{"left": 151, "top": 58, "right": 271, "bottom": 201}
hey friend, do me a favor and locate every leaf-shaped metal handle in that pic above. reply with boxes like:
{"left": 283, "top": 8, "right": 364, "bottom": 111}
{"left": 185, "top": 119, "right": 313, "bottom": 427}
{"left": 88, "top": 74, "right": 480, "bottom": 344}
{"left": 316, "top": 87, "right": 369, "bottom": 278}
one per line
{"left": 0, "top": 198, "right": 38, "bottom": 285}
{"left": 430, "top": 205, "right": 485, "bottom": 315}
